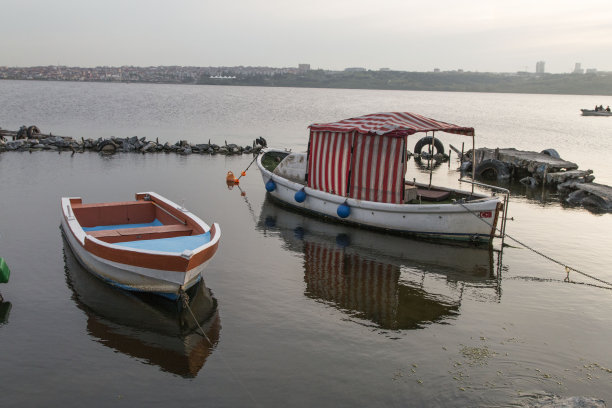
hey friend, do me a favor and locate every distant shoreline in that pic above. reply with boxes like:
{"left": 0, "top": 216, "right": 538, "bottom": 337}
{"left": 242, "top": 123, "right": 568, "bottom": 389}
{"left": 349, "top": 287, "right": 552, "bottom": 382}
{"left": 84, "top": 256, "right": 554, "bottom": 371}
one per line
{"left": 2, "top": 70, "right": 612, "bottom": 96}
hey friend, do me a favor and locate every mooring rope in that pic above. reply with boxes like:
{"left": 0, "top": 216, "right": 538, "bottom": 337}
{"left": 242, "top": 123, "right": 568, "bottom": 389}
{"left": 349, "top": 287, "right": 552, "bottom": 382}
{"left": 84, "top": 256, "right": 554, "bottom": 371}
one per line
{"left": 179, "top": 291, "right": 262, "bottom": 407}
{"left": 237, "top": 150, "right": 261, "bottom": 181}
{"left": 457, "top": 201, "right": 612, "bottom": 289}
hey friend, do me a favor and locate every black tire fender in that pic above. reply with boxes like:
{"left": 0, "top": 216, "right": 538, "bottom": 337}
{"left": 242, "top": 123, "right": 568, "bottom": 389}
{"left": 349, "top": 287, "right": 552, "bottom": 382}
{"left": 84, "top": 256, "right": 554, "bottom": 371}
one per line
{"left": 475, "top": 159, "right": 511, "bottom": 180}
{"left": 414, "top": 136, "right": 444, "bottom": 155}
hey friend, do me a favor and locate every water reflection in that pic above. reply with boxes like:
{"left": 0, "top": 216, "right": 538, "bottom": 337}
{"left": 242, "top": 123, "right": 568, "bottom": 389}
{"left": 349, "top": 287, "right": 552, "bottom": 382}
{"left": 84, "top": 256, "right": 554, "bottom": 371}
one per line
{"left": 0, "top": 301, "right": 11, "bottom": 326}
{"left": 257, "top": 197, "right": 500, "bottom": 330}
{"left": 62, "top": 238, "right": 220, "bottom": 378}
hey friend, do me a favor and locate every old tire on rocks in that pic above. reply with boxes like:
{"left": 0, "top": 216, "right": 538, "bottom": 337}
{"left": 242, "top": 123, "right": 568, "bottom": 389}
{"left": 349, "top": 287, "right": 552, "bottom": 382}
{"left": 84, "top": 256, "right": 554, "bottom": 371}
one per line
{"left": 27, "top": 125, "right": 41, "bottom": 138}
{"left": 98, "top": 140, "right": 117, "bottom": 154}
{"left": 414, "top": 137, "right": 444, "bottom": 155}
{"left": 475, "top": 159, "right": 511, "bottom": 180}
{"left": 540, "top": 148, "right": 560, "bottom": 159}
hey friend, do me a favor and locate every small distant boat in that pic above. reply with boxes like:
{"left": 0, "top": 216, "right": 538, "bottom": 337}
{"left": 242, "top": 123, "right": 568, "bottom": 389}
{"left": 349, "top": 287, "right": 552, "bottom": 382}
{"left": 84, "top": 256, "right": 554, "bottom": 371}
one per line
{"left": 257, "top": 112, "right": 507, "bottom": 244}
{"left": 581, "top": 109, "right": 612, "bottom": 116}
{"left": 61, "top": 192, "right": 220, "bottom": 300}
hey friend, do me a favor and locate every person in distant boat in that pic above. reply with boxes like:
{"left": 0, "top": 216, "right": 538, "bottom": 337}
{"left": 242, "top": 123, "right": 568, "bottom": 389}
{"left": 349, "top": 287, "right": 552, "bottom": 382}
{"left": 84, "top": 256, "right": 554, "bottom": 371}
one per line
{"left": 606, "top": 106, "right": 611, "bottom": 112}
{"left": 599, "top": 105, "right": 604, "bottom": 111}
{"left": 595, "top": 105, "right": 600, "bottom": 111}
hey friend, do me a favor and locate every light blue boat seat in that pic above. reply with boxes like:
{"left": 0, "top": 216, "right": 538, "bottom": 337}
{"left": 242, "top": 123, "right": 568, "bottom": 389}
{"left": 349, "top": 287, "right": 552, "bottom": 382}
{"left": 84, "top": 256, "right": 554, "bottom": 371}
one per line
{"left": 114, "top": 232, "right": 211, "bottom": 253}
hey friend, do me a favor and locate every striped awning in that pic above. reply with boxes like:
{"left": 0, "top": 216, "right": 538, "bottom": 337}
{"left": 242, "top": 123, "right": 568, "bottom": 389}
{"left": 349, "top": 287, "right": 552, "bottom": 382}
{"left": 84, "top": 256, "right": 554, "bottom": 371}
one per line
{"left": 309, "top": 112, "right": 474, "bottom": 137}
{"left": 307, "top": 131, "right": 354, "bottom": 196}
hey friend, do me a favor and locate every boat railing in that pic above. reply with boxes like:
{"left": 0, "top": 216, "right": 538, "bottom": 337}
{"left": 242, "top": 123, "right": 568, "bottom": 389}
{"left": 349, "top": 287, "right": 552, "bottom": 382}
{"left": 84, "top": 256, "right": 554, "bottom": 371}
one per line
{"left": 458, "top": 178, "right": 510, "bottom": 247}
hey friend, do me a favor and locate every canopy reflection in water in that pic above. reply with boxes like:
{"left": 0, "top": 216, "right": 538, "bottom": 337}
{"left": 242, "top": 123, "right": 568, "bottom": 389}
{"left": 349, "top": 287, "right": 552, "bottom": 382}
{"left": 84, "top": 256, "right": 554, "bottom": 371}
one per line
{"left": 0, "top": 301, "right": 10, "bottom": 326}
{"left": 63, "top": 237, "right": 220, "bottom": 378}
{"left": 257, "top": 197, "right": 500, "bottom": 330}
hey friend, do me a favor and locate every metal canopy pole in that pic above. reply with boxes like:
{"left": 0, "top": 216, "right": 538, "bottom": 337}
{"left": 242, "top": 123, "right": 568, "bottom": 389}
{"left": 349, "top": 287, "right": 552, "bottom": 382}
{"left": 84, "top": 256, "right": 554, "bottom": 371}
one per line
{"left": 428, "top": 131, "right": 435, "bottom": 189}
{"left": 471, "top": 133, "right": 475, "bottom": 195}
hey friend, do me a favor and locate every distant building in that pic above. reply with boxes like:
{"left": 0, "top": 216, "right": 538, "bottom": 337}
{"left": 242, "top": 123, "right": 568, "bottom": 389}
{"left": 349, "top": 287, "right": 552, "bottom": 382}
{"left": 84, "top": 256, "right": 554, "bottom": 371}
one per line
{"left": 298, "top": 64, "right": 310, "bottom": 71}
{"left": 536, "top": 61, "right": 545, "bottom": 73}
{"left": 586, "top": 68, "right": 597, "bottom": 74}
{"left": 433, "top": 68, "right": 440, "bottom": 73}
{"left": 573, "top": 63, "right": 584, "bottom": 74}
{"left": 344, "top": 67, "right": 366, "bottom": 72}
{"left": 379, "top": 68, "right": 390, "bottom": 71}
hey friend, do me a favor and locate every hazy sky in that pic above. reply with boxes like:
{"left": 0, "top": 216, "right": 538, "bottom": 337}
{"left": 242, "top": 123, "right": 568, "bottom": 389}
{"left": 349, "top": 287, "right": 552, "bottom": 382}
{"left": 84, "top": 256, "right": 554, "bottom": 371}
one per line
{"left": 2, "top": 0, "right": 612, "bottom": 73}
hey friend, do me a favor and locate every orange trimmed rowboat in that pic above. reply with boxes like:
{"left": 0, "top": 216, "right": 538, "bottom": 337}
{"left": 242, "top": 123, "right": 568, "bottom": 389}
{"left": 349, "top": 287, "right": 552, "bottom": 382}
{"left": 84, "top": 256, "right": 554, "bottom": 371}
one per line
{"left": 60, "top": 192, "right": 220, "bottom": 300}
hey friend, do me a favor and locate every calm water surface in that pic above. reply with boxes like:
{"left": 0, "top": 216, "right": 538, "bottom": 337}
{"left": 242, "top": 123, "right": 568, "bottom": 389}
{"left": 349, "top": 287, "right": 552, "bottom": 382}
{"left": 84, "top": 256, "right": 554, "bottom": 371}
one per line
{"left": 0, "top": 81, "right": 611, "bottom": 407}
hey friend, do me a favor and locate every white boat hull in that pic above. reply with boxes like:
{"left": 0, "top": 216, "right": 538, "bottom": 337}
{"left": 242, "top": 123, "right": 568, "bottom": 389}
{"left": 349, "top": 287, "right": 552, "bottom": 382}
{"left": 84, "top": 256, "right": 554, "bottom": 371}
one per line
{"left": 581, "top": 109, "right": 612, "bottom": 116}
{"left": 61, "top": 218, "right": 207, "bottom": 298}
{"left": 257, "top": 150, "right": 500, "bottom": 243}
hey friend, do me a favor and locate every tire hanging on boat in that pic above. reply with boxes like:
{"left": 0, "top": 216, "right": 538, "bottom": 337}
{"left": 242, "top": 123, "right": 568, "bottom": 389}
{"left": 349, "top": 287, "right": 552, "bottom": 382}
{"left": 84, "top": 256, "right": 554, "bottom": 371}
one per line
{"left": 414, "top": 136, "right": 445, "bottom": 155}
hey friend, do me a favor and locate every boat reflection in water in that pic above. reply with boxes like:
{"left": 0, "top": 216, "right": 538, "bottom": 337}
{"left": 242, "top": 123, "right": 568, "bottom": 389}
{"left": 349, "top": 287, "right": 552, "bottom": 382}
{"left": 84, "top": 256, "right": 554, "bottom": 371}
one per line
{"left": 258, "top": 197, "right": 500, "bottom": 330}
{"left": 63, "top": 237, "right": 220, "bottom": 378}
{"left": 0, "top": 300, "right": 10, "bottom": 326}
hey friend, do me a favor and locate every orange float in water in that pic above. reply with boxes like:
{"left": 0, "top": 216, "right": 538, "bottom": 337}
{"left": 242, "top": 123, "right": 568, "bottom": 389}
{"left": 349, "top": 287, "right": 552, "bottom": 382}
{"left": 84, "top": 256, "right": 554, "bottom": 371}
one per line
{"left": 226, "top": 171, "right": 235, "bottom": 182}
{"left": 241, "top": 171, "right": 246, "bottom": 177}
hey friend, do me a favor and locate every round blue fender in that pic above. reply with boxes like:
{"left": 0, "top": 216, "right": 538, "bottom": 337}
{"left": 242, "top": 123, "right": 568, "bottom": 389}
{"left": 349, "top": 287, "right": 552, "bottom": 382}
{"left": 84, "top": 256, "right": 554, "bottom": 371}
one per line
{"left": 265, "top": 180, "right": 276, "bottom": 192}
{"left": 294, "top": 189, "right": 306, "bottom": 203}
{"left": 337, "top": 202, "right": 350, "bottom": 218}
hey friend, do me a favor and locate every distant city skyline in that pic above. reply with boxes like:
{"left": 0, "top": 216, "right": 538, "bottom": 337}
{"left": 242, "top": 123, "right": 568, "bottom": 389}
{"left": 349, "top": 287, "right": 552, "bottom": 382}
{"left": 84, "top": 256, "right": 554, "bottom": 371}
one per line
{"left": 1, "top": 0, "right": 611, "bottom": 74}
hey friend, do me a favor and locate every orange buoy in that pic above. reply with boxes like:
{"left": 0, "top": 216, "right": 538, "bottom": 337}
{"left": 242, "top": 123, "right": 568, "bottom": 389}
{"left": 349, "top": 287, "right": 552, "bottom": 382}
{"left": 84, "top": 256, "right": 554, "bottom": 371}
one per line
{"left": 226, "top": 171, "right": 235, "bottom": 182}
{"left": 234, "top": 178, "right": 240, "bottom": 184}
{"left": 241, "top": 171, "right": 246, "bottom": 177}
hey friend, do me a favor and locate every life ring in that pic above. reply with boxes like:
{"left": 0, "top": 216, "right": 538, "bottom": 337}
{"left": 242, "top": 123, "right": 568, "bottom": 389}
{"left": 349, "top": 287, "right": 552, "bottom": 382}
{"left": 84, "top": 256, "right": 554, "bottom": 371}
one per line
{"left": 474, "top": 159, "right": 511, "bottom": 180}
{"left": 414, "top": 136, "right": 445, "bottom": 155}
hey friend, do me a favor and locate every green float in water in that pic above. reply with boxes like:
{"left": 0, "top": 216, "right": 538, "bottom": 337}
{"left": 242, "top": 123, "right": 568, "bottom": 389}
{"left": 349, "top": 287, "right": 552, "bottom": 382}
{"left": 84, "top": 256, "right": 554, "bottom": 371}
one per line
{"left": 0, "top": 257, "right": 10, "bottom": 284}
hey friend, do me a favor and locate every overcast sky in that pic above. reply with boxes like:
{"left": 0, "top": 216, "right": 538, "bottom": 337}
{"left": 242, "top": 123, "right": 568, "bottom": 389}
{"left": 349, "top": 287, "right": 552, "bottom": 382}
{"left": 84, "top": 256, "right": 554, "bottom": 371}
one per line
{"left": 2, "top": 0, "right": 611, "bottom": 73}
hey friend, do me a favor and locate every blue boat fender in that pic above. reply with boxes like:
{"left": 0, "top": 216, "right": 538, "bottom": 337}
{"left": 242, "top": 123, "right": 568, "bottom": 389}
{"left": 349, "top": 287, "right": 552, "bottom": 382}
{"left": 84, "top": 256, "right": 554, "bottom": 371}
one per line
{"left": 265, "top": 179, "right": 276, "bottom": 192}
{"left": 337, "top": 202, "right": 350, "bottom": 218}
{"left": 294, "top": 189, "right": 306, "bottom": 203}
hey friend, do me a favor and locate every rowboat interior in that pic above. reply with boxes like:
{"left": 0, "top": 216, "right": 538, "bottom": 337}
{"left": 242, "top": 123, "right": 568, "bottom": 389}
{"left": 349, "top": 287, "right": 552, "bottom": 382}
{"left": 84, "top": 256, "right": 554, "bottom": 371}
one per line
{"left": 68, "top": 196, "right": 211, "bottom": 251}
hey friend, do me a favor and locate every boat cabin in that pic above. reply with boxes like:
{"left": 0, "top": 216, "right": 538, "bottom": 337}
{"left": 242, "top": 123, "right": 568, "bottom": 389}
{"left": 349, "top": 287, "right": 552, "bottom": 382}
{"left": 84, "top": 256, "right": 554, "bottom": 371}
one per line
{"left": 268, "top": 112, "right": 477, "bottom": 204}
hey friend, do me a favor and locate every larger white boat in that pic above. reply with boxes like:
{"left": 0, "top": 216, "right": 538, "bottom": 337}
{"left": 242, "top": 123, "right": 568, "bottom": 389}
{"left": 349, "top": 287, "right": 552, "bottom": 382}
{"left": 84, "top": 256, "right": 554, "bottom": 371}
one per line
{"left": 256, "top": 112, "right": 507, "bottom": 244}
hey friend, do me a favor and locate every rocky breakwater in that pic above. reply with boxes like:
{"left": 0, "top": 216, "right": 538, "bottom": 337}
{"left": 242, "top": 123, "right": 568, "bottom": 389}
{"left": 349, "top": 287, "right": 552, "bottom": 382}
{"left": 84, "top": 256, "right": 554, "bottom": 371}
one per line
{"left": 463, "top": 147, "right": 611, "bottom": 213}
{"left": 0, "top": 126, "right": 265, "bottom": 156}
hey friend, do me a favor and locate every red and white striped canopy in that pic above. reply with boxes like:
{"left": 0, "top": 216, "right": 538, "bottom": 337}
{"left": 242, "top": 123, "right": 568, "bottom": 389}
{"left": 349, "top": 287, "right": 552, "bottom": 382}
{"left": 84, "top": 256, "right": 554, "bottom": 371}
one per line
{"left": 309, "top": 112, "right": 474, "bottom": 137}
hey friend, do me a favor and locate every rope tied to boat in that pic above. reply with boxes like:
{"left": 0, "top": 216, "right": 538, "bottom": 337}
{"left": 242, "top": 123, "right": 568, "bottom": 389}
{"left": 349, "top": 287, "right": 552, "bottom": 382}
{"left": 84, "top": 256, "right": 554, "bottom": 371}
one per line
{"left": 237, "top": 150, "right": 262, "bottom": 181}
{"left": 457, "top": 201, "right": 612, "bottom": 289}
